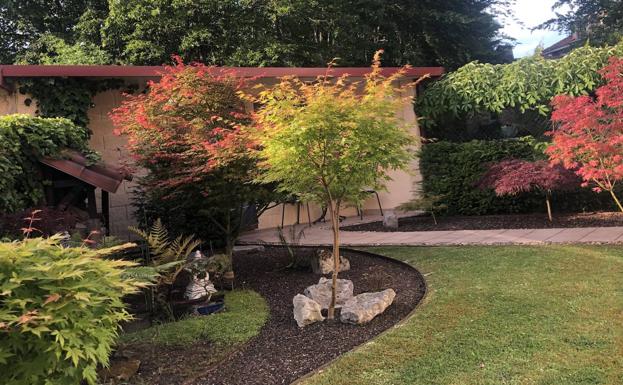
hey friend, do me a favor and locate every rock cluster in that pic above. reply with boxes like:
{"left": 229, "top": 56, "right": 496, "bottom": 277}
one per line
{"left": 293, "top": 294, "right": 324, "bottom": 328}
{"left": 293, "top": 275, "right": 396, "bottom": 327}
{"left": 383, "top": 213, "right": 399, "bottom": 228}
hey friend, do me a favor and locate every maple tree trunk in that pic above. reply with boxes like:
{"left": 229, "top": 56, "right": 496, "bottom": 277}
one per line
{"left": 545, "top": 193, "right": 553, "bottom": 222}
{"left": 327, "top": 200, "right": 340, "bottom": 320}
{"left": 609, "top": 190, "right": 623, "bottom": 212}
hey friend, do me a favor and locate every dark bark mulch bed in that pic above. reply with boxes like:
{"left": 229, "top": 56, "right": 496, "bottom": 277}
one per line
{"left": 109, "top": 341, "right": 222, "bottom": 384}
{"left": 191, "top": 247, "right": 426, "bottom": 385}
{"left": 342, "top": 211, "right": 623, "bottom": 232}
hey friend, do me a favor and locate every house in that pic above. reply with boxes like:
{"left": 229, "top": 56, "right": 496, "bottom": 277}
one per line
{"left": 0, "top": 64, "right": 443, "bottom": 236}
{"left": 542, "top": 33, "right": 582, "bottom": 59}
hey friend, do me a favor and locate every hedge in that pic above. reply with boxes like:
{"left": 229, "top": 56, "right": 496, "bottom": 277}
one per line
{"left": 419, "top": 137, "right": 617, "bottom": 216}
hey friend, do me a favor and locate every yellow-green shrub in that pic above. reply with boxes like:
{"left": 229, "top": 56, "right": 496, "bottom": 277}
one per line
{"left": 0, "top": 236, "right": 141, "bottom": 385}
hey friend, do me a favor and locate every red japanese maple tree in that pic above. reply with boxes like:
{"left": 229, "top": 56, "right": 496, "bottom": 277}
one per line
{"left": 477, "top": 159, "right": 579, "bottom": 221}
{"left": 111, "top": 57, "right": 277, "bottom": 255}
{"left": 546, "top": 57, "right": 623, "bottom": 212}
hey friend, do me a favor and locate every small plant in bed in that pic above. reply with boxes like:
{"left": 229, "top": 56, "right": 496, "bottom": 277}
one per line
{"left": 276, "top": 225, "right": 309, "bottom": 269}
{"left": 399, "top": 193, "right": 447, "bottom": 225}
{"left": 128, "top": 219, "right": 203, "bottom": 321}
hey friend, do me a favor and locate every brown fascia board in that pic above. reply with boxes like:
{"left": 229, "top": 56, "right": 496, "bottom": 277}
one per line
{"left": 0, "top": 64, "right": 445, "bottom": 80}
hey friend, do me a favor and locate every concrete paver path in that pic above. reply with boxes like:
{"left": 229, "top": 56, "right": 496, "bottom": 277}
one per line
{"left": 239, "top": 214, "right": 623, "bottom": 246}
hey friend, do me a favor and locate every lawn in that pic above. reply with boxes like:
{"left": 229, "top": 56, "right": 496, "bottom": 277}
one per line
{"left": 302, "top": 245, "right": 623, "bottom": 385}
{"left": 121, "top": 290, "right": 268, "bottom": 346}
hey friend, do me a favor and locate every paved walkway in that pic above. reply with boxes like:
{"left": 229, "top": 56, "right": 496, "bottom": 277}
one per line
{"left": 239, "top": 213, "right": 623, "bottom": 246}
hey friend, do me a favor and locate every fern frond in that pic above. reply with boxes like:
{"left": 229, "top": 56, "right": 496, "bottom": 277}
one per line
{"left": 147, "top": 219, "right": 170, "bottom": 256}
{"left": 122, "top": 266, "right": 160, "bottom": 283}
{"left": 178, "top": 235, "right": 202, "bottom": 260}
{"left": 128, "top": 219, "right": 202, "bottom": 285}
{"left": 128, "top": 226, "right": 149, "bottom": 240}
{"left": 159, "top": 234, "right": 201, "bottom": 264}
{"left": 155, "top": 260, "right": 185, "bottom": 272}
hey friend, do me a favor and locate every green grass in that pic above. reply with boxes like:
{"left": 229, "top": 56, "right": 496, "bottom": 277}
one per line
{"left": 120, "top": 289, "right": 269, "bottom": 346}
{"left": 302, "top": 245, "right": 623, "bottom": 385}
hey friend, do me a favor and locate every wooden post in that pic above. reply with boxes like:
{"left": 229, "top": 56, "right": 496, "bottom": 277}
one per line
{"left": 41, "top": 167, "right": 55, "bottom": 206}
{"left": 101, "top": 190, "right": 110, "bottom": 236}
{"left": 86, "top": 188, "right": 102, "bottom": 242}
{"left": 86, "top": 188, "right": 97, "bottom": 219}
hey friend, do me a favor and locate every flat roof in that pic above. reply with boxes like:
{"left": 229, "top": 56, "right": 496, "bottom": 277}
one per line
{"left": 0, "top": 65, "right": 444, "bottom": 79}
{"left": 40, "top": 150, "right": 132, "bottom": 193}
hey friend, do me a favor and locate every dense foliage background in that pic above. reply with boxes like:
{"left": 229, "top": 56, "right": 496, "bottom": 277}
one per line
{"left": 419, "top": 138, "right": 618, "bottom": 215}
{"left": 0, "top": 114, "right": 95, "bottom": 214}
{"left": 416, "top": 39, "right": 623, "bottom": 142}
{"left": 1, "top": 0, "right": 513, "bottom": 68}
{"left": 417, "top": 41, "right": 623, "bottom": 133}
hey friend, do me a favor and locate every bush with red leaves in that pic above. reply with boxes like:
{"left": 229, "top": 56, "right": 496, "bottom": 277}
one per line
{"left": 477, "top": 159, "right": 579, "bottom": 221}
{"left": 546, "top": 57, "right": 623, "bottom": 212}
{"left": 110, "top": 57, "right": 278, "bottom": 255}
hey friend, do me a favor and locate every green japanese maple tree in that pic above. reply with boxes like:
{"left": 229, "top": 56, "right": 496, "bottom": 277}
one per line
{"left": 252, "top": 51, "right": 418, "bottom": 319}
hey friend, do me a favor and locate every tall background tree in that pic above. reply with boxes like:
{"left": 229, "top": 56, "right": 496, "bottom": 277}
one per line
{"left": 2, "top": 0, "right": 513, "bottom": 68}
{"left": 102, "top": 0, "right": 512, "bottom": 68}
{"left": 538, "top": 0, "right": 623, "bottom": 47}
{"left": 0, "top": 0, "right": 109, "bottom": 63}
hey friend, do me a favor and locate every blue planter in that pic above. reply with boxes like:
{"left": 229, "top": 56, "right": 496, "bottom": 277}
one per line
{"left": 196, "top": 301, "right": 225, "bottom": 315}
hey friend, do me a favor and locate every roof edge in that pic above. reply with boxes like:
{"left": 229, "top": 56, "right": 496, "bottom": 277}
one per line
{"left": 0, "top": 65, "right": 444, "bottom": 79}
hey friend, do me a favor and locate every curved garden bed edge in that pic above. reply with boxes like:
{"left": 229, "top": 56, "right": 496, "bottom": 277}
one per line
{"left": 241, "top": 244, "right": 429, "bottom": 385}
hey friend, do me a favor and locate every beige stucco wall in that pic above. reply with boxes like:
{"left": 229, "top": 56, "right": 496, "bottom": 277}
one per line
{"left": 0, "top": 76, "right": 421, "bottom": 236}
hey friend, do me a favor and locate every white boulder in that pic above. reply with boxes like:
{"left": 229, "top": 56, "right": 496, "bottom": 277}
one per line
{"left": 303, "top": 277, "right": 354, "bottom": 309}
{"left": 383, "top": 213, "right": 399, "bottom": 228}
{"left": 311, "top": 249, "right": 350, "bottom": 275}
{"left": 340, "top": 289, "right": 396, "bottom": 324}
{"left": 293, "top": 294, "right": 324, "bottom": 327}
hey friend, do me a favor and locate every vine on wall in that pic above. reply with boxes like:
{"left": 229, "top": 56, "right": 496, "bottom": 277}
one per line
{"left": 0, "top": 114, "right": 94, "bottom": 213}
{"left": 18, "top": 78, "right": 124, "bottom": 132}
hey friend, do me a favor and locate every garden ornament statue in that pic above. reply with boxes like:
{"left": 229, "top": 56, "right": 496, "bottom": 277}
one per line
{"left": 185, "top": 251, "right": 217, "bottom": 300}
